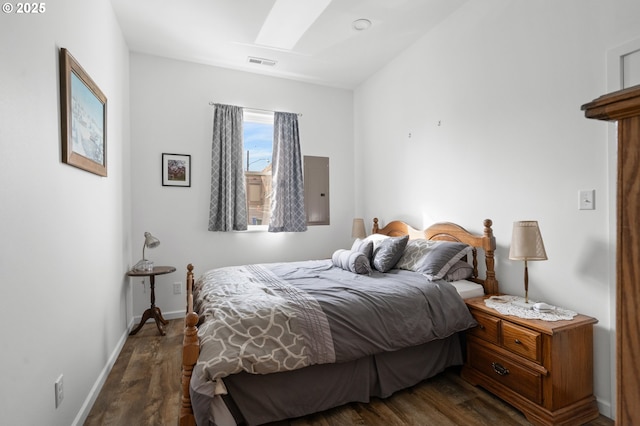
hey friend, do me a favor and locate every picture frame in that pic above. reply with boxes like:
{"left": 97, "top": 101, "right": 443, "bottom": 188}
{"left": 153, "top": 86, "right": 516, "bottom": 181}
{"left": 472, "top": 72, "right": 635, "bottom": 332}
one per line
{"left": 162, "top": 153, "right": 191, "bottom": 187}
{"left": 59, "top": 48, "right": 107, "bottom": 177}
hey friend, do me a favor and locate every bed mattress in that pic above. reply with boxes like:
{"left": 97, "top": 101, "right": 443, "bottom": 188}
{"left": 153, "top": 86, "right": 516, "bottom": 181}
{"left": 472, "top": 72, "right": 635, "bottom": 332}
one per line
{"left": 449, "top": 279, "right": 485, "bottom": 299}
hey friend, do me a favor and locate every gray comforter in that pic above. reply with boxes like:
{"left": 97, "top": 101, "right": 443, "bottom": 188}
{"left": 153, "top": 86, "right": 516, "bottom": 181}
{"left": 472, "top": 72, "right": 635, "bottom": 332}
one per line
{"left": 192, "top": 259, "right": 476, "bottom": 389}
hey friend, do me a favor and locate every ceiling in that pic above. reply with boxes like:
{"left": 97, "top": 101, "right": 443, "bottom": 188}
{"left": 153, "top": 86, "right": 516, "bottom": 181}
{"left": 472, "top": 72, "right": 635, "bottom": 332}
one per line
{"left": 110, "top": 0, "right": 468, "bottom": 89}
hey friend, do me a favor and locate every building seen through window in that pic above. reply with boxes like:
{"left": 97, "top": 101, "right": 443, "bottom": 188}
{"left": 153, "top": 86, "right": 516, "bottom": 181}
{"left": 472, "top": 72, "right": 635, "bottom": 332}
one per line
{"left": 243, "top": 110, "right": 273, "bottom": 226}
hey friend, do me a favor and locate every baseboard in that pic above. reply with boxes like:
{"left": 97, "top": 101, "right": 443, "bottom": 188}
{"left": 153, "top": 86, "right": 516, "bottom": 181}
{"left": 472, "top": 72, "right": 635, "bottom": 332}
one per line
{"left": 597, "top": 398, "right": 613, "bottom": 421}
{"left": 71, "top": 317, "right": 134, "bottom": 426}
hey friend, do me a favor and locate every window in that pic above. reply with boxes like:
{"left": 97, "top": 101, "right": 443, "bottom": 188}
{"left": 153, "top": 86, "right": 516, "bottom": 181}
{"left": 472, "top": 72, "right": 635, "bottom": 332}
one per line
{"left": 243, "top": 110, "right": 273, "bottom": 227}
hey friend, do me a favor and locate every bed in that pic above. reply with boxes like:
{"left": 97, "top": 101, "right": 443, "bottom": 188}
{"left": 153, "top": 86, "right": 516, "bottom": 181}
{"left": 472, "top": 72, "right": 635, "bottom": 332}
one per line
{"left": 180, "top": 218, "right": 499, "bottom": 426}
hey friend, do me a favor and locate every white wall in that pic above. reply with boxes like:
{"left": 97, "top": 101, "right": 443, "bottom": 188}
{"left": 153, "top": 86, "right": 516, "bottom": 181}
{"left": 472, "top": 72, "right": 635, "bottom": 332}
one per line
{"left": 129, "top": 53, "right": 354, "bottom": 318}
{"left": 354, "top": 0, "right": 640, "bottom": 418}
{"left": 4, "top": 0, "right": 635, "bottom": 423}
{"left": 0, "top": 1, "right": 131, "bottom": 425}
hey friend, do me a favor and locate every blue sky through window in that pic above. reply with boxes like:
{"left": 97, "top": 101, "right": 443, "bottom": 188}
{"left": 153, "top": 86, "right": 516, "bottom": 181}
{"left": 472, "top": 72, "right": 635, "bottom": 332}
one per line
{"left": 244, "top": 121, "right": 273, "bottom": 171}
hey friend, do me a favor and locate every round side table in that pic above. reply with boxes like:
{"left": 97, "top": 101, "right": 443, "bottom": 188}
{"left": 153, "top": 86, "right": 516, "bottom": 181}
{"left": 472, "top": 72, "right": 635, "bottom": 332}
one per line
{"left": 126, "top": 266, "right": 176, "bottom": 336}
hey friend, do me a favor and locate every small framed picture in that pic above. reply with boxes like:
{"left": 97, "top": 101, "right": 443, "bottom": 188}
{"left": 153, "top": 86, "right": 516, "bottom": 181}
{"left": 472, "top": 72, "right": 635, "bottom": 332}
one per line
{"left": 162, "top": 153, "right": 191, "bottom": 187}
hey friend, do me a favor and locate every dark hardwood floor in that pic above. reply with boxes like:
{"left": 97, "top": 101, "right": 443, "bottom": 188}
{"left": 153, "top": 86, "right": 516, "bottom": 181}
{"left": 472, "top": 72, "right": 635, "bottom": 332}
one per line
{"left": 85, "top": 319, "right": 614, "bottom": 426}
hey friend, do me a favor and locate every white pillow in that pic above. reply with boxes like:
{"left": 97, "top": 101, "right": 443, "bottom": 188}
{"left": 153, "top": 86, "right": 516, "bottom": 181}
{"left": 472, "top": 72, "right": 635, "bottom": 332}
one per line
{"left": 331, "top": 249, "right": 372, "bottom": 275}
{"left": 362, "top": 233, "right": 390, "bottom": 251}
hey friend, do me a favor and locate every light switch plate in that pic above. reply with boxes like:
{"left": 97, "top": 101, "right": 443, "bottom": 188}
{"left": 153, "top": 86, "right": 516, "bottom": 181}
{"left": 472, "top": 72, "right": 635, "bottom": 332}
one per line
{"left": 579, "top": 189, "right": 595, "bottom": 210}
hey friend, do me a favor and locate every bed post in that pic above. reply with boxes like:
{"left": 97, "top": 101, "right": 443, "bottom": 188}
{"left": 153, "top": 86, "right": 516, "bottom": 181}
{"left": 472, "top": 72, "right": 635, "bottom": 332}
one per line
{"left": 372, "top": 217, "right": 379, "bottom": 234}
{"left": 482, "top": 219, "right": 499, "bottom": 294}
{"left": 180, "top": 264, "right": 199, "bottom": 426}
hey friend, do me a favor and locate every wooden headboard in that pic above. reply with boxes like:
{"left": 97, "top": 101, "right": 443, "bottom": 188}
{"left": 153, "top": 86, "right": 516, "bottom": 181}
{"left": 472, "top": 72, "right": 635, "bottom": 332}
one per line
{"left": 372, "top": 217, "right": 498, "bottom": 294}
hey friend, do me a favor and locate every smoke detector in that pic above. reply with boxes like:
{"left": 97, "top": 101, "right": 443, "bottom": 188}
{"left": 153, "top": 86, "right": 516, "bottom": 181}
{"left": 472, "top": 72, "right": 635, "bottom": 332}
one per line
{"left": 247, "top": 56, "right": 277, "bottom": 66}
{"left": 352, "top": 18, "right": 372, "bottom": 31}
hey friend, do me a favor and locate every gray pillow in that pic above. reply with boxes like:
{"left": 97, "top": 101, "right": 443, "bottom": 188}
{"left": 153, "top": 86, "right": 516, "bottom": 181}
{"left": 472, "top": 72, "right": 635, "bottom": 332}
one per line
{"left": 415, "top": 241, "right": 473, "bottom": 281}
{"left": 350, "top": 238, "right": 374, "bottom": 261}
{"left": 372, "top": 235, "right": 409, "bottom": 272}
{"left": 445, "top": 260, "right": 474, "bottom": 282}
{"left": 396, "top": 239, "right": 437, "bottom": 271}
{"left": 332, "top": 249, "right": 372, "bottom": 275}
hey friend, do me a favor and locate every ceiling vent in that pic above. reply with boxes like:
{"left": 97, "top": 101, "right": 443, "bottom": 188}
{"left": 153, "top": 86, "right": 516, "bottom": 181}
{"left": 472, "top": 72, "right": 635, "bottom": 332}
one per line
{"left": 247, "top": 56, "right": 277, "bottom": 67}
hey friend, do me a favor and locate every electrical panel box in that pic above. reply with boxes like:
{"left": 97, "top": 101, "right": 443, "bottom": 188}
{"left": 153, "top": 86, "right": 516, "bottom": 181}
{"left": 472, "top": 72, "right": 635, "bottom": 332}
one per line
{"left": 304, "top": 156, "right": 330, "bottom": 225}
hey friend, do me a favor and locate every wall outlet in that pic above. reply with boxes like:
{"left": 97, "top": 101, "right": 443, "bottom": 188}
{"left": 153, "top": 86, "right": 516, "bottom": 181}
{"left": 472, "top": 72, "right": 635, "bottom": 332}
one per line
{"left": 173, "top": 282, "right": 182, "bottom": 295}
{"left": 54, "top": 374, "right": 64, "bottom": 408}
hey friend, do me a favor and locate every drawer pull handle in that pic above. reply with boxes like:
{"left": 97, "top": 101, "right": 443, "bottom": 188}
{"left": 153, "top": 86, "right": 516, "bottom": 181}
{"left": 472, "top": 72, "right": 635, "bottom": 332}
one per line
{"left": 514, "top": 339, "right": 522, "bottom": 344}
{"left": 492, "top": 362, "right": 510, "bottom": 376}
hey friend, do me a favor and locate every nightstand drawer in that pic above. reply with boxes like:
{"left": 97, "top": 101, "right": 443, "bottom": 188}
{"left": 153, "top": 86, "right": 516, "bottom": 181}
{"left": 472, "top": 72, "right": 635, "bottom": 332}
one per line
{"left": 467, "top": 310, "right": 500, "bottom": 344}
{"left": 470, "top": 343, "right": 542, "bottom": 404}
{"left": 501, "top": 321, "right": 541, "bottom": 362}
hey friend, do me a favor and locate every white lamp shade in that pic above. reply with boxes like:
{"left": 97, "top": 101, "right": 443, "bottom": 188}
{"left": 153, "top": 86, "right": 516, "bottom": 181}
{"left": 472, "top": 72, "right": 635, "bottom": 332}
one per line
{"left": 144, "top": 231, "right": 160, "bottom": 249}
{"left": 509, "top": 221, "right": 547, "bottom": 261}
{"left": 351, "top": 218, "right": 366, "bottom": 239}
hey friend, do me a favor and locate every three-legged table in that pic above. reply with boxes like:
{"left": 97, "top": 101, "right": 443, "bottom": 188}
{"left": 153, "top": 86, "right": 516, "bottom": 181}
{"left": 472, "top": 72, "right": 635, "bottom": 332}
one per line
{"left": 126, "top": 266, "right": 176, "bottom": 336}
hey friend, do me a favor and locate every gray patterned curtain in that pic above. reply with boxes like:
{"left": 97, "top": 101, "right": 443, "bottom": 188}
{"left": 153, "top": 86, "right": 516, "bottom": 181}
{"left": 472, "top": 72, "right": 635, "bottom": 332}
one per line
{"left": 208, "top": 104, "right": 247, "bottom": 231}
{"left": 268, "top": 112, "right": 307, "bottom": 232}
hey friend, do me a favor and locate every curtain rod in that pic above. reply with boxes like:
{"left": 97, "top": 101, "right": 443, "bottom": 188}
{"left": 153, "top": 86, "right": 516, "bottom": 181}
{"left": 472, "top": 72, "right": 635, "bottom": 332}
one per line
{"left": 208, "top": 102, "right": 302, "bottom": 117}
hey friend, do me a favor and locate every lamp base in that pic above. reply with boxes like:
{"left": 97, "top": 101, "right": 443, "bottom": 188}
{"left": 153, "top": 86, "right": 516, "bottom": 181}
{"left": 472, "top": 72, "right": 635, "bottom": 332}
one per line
{"left": 511, "top": 299, "right": 535, "bottom": 310}
{"left": 134, "top": 259, "right": 154, "bottom": 272}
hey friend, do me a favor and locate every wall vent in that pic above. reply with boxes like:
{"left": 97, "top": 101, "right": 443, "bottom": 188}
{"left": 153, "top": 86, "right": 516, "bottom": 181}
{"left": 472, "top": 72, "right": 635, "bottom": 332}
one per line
{"left": 247, "top": 56, "right": 277, "bottom": 66}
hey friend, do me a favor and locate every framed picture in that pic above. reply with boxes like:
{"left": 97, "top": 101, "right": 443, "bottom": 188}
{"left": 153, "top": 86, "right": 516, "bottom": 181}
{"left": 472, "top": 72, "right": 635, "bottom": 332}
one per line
{"left": 162, "top": 153, "right": 191, "bottom": 187}
{"left": 59, "top": 48, "right": 107, "bottom": 177}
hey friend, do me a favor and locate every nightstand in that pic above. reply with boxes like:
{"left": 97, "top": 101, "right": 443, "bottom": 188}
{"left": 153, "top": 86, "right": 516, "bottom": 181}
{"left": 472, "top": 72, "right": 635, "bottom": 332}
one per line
{"left": 127, "top": 266, "right": 176, "bottom": 336}
{"left": 461, "top": 296, "right": 599, "bottom": 426}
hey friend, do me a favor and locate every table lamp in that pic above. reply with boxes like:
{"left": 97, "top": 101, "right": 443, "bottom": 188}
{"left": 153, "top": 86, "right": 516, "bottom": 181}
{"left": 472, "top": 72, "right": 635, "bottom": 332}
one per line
{"left": 509, "top": 221, "right": 547, "bottom": 308}
{"left": 134, "top": 231, "right": 160, "bottom": 271}
{"left": 351, "top": 218, "right": 366, "bottom": 239}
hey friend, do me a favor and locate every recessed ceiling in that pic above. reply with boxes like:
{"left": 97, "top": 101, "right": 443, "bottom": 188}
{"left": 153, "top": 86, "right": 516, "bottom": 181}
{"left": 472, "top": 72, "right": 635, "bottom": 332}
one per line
{"left": 255, "top": 0, "right": 333, "bottom": 50}
{"left": 110, "top": 0, "right": 468, "bottom": 89}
